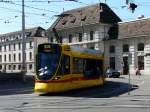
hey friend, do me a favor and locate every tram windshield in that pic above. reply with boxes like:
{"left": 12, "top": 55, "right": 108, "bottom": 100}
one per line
{"left": 37, "top": 44, "right": 61, "bottom": 80}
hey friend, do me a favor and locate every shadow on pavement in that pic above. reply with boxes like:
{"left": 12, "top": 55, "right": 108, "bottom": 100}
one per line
{"left": 0, "top": 75, "right": 34, "bottom": 96}
{"left": 0, "top": 76, "right": 139, "bottom": 97}
{"left": 40, "top": 81, "right": 138, "bottom": 98}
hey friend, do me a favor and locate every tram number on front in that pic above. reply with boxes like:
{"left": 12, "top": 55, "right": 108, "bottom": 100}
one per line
{"left": 44, "top": 45, "right": 51, "bottom": 49}
{"left": 44, "top": 45, "right": 55, "bottom": 53}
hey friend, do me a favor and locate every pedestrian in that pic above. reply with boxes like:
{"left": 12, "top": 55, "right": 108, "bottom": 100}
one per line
{"left": 135, "top": 67, "right": 141, "bottom": 76}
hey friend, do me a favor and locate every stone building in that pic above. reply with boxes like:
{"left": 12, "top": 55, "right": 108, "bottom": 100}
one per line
{"left": 0, "top": 27, "right": 48, "bottom": 75}
{"left": 105, "top": 18, "right": 150, "bottom": 75}
{"left": 47, "top": 3, "right": 150, "bottom": 75}
{"left": 47, "top": 3, "right": 121, "bottom": 52}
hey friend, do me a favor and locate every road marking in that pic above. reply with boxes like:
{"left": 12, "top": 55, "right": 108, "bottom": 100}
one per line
{"left": 13, "top": 104, "right": 150, "bottom": 110}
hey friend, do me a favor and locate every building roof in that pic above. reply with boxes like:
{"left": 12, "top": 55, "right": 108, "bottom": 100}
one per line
{"left": 118, "top": 18, "right": 150, "bottom": 39}
{"left": 48, "top": 3, "right": 121, "bottom": 31}
{"left": 0, "top": 27, "right": 45, "bottom": 37}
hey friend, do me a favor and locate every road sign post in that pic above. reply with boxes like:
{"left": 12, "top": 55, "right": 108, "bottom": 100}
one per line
{"left": 128, "top": 53, "right": 132, "bottom": 95}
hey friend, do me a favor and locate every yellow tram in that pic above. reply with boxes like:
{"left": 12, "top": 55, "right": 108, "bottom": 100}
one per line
{"left": 34, "top": 43, "right": 105, "bottom": 93}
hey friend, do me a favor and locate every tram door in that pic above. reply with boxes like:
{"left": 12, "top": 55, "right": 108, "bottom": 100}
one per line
{"left": 123, "top": 56, "right": 129, "bottom": 75}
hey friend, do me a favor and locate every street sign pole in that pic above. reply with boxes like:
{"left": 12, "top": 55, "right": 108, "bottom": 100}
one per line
{"left": 128, "top": 71, "right": 131, "bottom": 95}
{"left": 128, "top": 53, "right": 132, "bottom": 95}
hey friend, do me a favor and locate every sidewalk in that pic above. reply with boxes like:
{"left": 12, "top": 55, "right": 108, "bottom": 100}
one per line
{"left": 120, "top": 74, "right": 150, "bottom": 98}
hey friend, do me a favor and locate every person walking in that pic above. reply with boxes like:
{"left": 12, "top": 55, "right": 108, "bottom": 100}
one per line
{"left": 135, "top": 67, "right": 141, "bottom": 76}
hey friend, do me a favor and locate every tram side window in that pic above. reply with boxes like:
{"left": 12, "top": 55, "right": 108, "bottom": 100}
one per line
{"left": 73, "top": 58, "right": 84, "bottom": 74}
{"left": 61, "top": 55, "right": 70, "bottom": 75}
{"left": 84, "top": 59, "right": 103, "bottom": 77}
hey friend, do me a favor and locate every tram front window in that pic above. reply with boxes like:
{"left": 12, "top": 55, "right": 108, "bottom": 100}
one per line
{"left": 37, "top": 52, "right": 60, "bottom": 80}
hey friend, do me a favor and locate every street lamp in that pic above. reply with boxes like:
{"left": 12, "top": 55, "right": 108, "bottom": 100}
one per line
{"left": 22, "top": 0, "right": 26, "bottom": 77}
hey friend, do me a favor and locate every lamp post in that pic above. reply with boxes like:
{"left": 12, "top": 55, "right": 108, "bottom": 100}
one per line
{"left": 22, "top": 0, "right": 26, "bottom": 78}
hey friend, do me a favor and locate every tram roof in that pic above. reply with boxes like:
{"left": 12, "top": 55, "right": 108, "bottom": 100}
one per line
{"left": 70, "top": 46, "right": 103, "bottom": 56}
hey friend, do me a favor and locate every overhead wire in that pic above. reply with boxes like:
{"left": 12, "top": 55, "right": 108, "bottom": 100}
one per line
{"left": 0, "top": 0, "right": 150, "bottom": 31}
{"left": 0, "top": 6, "right": 55, "bottom": 25}
{"left": 0, "top": 0, "right": 58, "bottom": 24}
{"left": 0, "top": 0, "right": 89, "bottom": 26}
{"left": 9, "top": 2, "right": 59, "bottom": 13}
{"left": 0, "top": 6, "right": 53, "bottom": 18}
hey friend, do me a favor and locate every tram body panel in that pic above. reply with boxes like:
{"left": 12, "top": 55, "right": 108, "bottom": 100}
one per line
{"left": 35, "top": 74, "right": 105, "bottom": 93}
{"left": 34, "top": 43, "right": 105, "bottom": 93}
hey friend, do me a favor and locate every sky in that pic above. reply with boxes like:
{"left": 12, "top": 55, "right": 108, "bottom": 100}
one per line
{"left": 0, "top": 0, "right": 150, "bottom": 34}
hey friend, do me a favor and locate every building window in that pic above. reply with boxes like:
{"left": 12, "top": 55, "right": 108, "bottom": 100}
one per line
{"left": 138, "top": 43, "right": 144, "bottom": 51}
{"left": 90, "top": 31, "right": 94, "bottom": 40}
{"left": 13, "top": 44, "right": 16, "bottom": 51}
{"left": 13, "top": 54, "right": 16, "bottom": 62}
{"left": 109, "top": 45, "right": 115, "bottom": 53}
{"left": 8, "top": 65, "right": 11, "bottom": 70}
{"left": 0, "top": 64, "right": 2, "bottom": 70}
{"left": 29, "top": 41, "right": 32, "bottom": 49}
{"left": 50, "top": 37, "right": 53, "bottom": 43}
{"left": 29, "top": 52, "right": 32, "bottom": 61}
{"left": 4, "top": 55, "right": 6, "bottom": 62}
{"left": 90, "top": 46, "right": 95, "bottom": 49}
{"left": 0, "top": 55, "right": 2, "bottom": 62}
{"left": 9, "top": 44, "right": 11, "bottom": 51}
{"left": 0, "top": 46, "right": 1, "bottom": 51}
{"left": 9, "top": 54, "right": 11, "bottom": 62}
{"left": 59, "top": 36, "right": 62, "bottom": 43}
{"left": 69, "top": 34, "right": 72, "bottom": 43}
{"left": 18, "top": 65, "right": 21, "bottom": 70}
{"left": 19, "top": 53, "right": 21, "bottom": 61}
{"left": 13, "top": 65, "right": 16, "bottom": 70}
{"left": 123, "top": 56, "right": 129, "bottom": 75}
{"left": 123, "top": 44, "right": 129, "bottom": 52}
{"left": 79, "top": 33, "right": 82, "bottom": 42}
{"left": 25, "top": 53, "right": 26, "bottom": 61}
{"left": 18, "top": 43, "right": 21, "bottom": 50}
{"left": 109, "top": 57, "right": 115, "bottom": 69}
{"left": 138, "top": 56, "right": 144, "bottom": 70}
{"left": 4, "top": 45, "right": 6, "bottom": 51}
{"left": 29, "top": 64, "right": 32, "bottom": 70}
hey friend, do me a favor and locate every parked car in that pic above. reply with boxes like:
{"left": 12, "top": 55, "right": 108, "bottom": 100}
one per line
{"left": 105, "top": 68, "right": 121, "bottom": 78}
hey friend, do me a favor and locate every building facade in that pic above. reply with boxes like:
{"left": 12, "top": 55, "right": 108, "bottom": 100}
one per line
{"left": 47, "top": 3, "right": 150, "bottom": 75}
{"left": 47, "top": 3, "right": 121, "bottom": 53}
{"left": 0, "top": 27, "right": 48, "bottom": 75}
{"left": 105, "top": 18, "right": 150, "bottom": 75}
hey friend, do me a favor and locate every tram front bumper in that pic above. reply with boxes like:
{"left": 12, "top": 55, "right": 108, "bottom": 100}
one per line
{"left": 34, "top": 82, "right": 49, "bottom": 93}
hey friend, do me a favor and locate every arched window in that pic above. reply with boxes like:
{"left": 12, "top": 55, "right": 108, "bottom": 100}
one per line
{"left": 123, "top": 44, "right": 129, "bottom": 52}
{"left": 138, "top": 43, "right": 144, "bottom": 51}
{"left": 109, "top": 45, "right": 115, "bottom": 53}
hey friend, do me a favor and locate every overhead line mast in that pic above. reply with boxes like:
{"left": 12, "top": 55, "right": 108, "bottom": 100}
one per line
{"left": 22, "top": 0, "right": 26, "bottom": 77}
